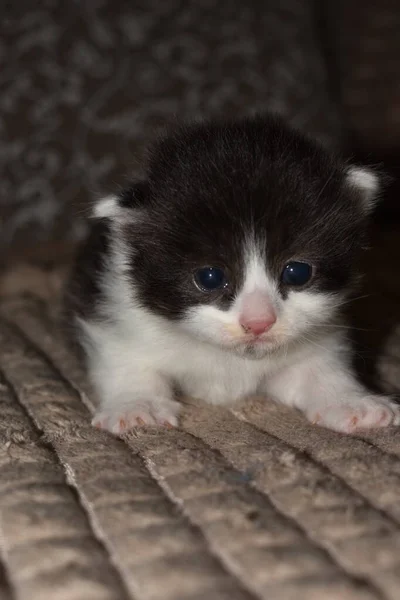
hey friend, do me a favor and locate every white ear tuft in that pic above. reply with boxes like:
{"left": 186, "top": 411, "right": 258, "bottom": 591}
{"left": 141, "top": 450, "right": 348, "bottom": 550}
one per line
{"left": 346, "top": 166, "right": 380, "bottom": 214}
{"left": 92, "top": 195, "right": 122, "bottom": 219}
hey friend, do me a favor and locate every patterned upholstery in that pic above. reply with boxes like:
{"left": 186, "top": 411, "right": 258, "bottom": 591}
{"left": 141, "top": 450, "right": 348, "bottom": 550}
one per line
{"left": 1, "top": 0, "right": 342, "bottom": 250}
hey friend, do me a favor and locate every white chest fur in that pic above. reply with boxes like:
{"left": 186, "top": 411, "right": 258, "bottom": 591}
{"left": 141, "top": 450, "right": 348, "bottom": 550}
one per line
{"left": 81, "top": 310, "right": 281, "bottom": 407}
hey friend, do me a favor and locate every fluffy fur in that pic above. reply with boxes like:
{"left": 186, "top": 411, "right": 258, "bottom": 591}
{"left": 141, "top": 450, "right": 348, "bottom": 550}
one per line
{"left": 66, "top": 115, "right": 400, "bottom": 434}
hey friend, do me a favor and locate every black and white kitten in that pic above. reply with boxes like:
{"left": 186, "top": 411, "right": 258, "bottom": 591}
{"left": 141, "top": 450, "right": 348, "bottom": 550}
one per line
{"left": 67, "top": 115, "right": 400, "bottom": 435}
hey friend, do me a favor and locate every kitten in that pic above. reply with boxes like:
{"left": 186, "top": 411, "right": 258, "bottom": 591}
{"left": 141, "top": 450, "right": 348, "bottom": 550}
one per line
{"left": 66, "top": 115, "right": 400, "bottom": 434}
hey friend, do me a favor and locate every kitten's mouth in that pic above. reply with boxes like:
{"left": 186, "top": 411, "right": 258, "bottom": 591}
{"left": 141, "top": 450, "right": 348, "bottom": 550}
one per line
{"left": 220, "top": 324, "right": 283, "bottom": 356}
{"left": 242, "top": 333, "right": 276, "bottom": 345}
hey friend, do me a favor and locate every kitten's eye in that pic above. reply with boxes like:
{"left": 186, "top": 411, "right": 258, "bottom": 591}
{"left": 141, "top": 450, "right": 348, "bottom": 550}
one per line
{"left": 195, "top": 267, "right": 228, "bottom": 291}
{"left": 281, "top": 262, "right": 313, "bottom": 286}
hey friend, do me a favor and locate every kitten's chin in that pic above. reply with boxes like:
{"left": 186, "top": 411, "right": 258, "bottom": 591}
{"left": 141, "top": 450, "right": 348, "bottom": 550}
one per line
{"left": 231, "top": 340, "right": 282, "bottom": 359}
{"left": 231, "top": 345, "right": 271, "bottom": 359}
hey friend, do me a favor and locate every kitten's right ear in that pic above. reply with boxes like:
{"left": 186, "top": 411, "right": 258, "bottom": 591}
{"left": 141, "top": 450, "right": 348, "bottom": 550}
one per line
{"left": 345, "top": 166, "right": 381, "bottom": 216}
{"left": 92, "top": 181, "right": 149, "bottom": 221}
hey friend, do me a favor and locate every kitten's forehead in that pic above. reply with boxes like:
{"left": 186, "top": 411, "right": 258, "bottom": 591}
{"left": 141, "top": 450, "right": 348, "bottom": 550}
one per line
{"left": 149, "top": 116, "right": 342, "bottom": 205}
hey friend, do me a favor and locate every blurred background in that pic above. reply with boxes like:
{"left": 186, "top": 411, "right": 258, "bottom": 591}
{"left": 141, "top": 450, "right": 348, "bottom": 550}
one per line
{"left": 1, "top": 0, "right": 400, "bottom": 386}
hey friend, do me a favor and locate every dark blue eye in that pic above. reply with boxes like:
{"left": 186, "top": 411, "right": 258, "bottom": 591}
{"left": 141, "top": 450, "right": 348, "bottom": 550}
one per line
{"left": 282, "top": 262, "right": 313, "bottom": 286}
{"left": 195, "top": 267, "right": 227, "bottom": 291}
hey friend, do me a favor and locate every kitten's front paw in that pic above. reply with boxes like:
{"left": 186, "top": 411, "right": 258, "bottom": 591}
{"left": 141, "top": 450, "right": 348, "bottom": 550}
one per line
{"left": 92, "top": 398, "right": 181, "bottom": 434}
{"left": 308, "top": 395, "right": 400, "bottom": 434}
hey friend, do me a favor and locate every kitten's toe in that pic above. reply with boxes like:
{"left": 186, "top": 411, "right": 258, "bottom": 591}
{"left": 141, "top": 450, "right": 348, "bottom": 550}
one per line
{"left": 308, "top": 395, "right": 400, "bottom": 434}
{"left": 92, "top": 413, "right": 111, "bottom": 430}
{"left": 92, "top": 399, "right": 180, "bottom": 434}
{"left": 150, "top": 400, "right": 180, "bottom": 428}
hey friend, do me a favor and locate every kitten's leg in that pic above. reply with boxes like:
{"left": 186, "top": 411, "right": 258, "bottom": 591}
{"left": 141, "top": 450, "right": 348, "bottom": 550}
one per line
{"left": 89, "top": 354, "right": 180, "bottom": 434}
{"left": 265, "top": 336, "right": 400, "bottom": 434}
{"left": 77, "top": 319, "right": 181, "bottom": 434}
{"left": 92, "top": 378, "right": 180, "bottom": 434}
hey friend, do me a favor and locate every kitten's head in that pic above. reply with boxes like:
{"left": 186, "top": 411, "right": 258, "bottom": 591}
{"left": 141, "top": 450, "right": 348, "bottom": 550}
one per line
{"left": 95, "top": 116, "right": 380, "bottom": 358}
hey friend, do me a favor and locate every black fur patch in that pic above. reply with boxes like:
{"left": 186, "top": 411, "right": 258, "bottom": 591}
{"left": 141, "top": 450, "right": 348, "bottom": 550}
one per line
{"left": 118, "top": 181, "right": 149, "bottom": 208}
{"left": 68, "top": 115, "right": 374, "bottom": 323}
{"left": 125, "top": 116, "right": 371, "bottom": 319}
{"left": 65, "top": 219, "right": 111, "bottom": 321}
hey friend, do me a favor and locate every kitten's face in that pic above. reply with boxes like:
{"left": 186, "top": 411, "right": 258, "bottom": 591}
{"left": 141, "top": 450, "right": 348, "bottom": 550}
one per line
{"left": 129, "top": 220, "right": 352, "bottom": 359}
{"left": 99, "top": 117, "right": 378, "bottom": 358}
{"left": 173, "top": 248, "right": 340, "bottom": 359}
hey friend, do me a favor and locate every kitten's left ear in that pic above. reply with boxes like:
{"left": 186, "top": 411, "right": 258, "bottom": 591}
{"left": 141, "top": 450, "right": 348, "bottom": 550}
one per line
{"left": 92, "top": 181, "right": 149, "bottom": 221}
{"left": 346, "top": 166, "right": 381, "bottom": 215}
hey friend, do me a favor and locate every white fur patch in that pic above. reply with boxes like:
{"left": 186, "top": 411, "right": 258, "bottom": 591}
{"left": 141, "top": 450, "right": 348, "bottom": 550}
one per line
{"left": 92, "top": 195, "right": 120, "bottom": 219}
{"left": 241, "top": 243, "right": 273, "bottom": 293}
{"left": 264, "top": 331, "right": 400, "bottom": 433}
{"left": 233, "top": 244, "right": 278, "bottom": 328}
{"left": 346, "top": 166, "right": 380, "bottom": 213}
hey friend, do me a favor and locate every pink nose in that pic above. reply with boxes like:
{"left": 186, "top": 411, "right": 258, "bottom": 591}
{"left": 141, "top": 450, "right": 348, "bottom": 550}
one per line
{"left": 239, "top": 317, "right": 276, "bottom": 336}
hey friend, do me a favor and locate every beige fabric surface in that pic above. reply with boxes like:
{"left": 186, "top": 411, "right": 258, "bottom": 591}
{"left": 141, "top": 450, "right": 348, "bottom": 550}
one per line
{"left": 0, "top": 263, "right": 400, "bottom": 600}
